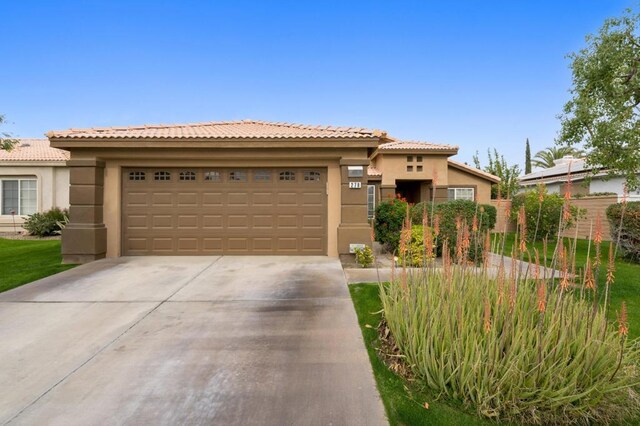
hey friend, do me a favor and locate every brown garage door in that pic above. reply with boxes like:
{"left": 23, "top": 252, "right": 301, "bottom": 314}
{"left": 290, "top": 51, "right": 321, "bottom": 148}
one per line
{"left": 122, "top": 168, "right": 327, "bottom": 255}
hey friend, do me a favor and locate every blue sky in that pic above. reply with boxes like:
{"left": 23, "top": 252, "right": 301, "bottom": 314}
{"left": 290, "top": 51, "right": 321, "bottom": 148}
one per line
{"left": 0, "top": 0, "right": 634, "bottom": 167}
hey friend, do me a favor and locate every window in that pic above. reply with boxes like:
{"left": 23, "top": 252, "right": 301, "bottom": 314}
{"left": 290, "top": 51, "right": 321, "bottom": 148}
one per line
{"left": 407, "top": 156, "right": 413, "bottom": 162}
{"left": 179, "top": 171, "right": 196, "bottom": 181}
{"left": 416, "top": 165, "right": 423, "bottom": 172}
{"left": 367, "top": 185, "right": 376, "bottom": 219}
{"left": 229, "top": 170, "right": 247, "bottom": 182}
{"left": 279, "top": 170, "right": 296, "bottom": 181}
{"left": 1, "top": 179, "right": 37, "bottom": 215}
{"left": 304, "top": 171, "right": 321, "bottom": 182}
{"left": 128, "top": 171, "right": 145, "bottom": 181}
{"left": 407, "top": 165, "right": 413, "bottom": 172}
{"left": 447, "top": 187, "right": 475, "bottom": 201}
{"left": 154, "top": 171, "right": 171, "bottom": 181}
{"left": 416, "top": 156, "right": 423, "bottom": 162}
{"left": 347, "top": 166, "right": 363, "bottom": 177}
{"left": 204, "top": 170, "right": 221, "bottom": 182}
{"left": 254, "top": 170, "right": 271, "bottom": 182}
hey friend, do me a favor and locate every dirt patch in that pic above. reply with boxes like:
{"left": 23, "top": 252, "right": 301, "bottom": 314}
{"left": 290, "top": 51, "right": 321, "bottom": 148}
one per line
{"left": 377, "top": 319, "right": 415, "bottom": 382}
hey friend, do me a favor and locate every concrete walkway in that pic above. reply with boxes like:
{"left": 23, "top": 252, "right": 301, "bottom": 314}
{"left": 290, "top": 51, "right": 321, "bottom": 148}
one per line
{"left": 0, "top": 256, "right": 386, "bottom": 426}
{"left": 344, "top": 253, "right": 563, "bottom": 284}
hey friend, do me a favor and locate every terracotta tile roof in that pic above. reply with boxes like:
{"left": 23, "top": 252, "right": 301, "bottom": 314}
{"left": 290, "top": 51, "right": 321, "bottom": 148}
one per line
{"left": 367, "top": 166, "right": 382, "bottom": 176}
{"left": 378, "top": 140, "right": 458, "bottom": 151}
{"left": 447, "top": 159, "right": 500, "bottom": 183}
{"left": 47, "top": 119, "right": 384, "bottom": 140}
{"left": 0, "top": 139, "right": 69, "bottom": 162}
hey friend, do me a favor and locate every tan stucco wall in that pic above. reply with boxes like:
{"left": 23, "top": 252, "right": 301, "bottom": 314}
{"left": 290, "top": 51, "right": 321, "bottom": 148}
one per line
{"left": 378, "top": 154, "right": 450, "bottom": 186}
{"left": 0, "top": 164, "right": 69, "bottom": 231}
{"left": 447, "top": 166, "right": 493, "bottom": 204}
{"left": 72, "top": 148, "right": 359, "bottom": 258}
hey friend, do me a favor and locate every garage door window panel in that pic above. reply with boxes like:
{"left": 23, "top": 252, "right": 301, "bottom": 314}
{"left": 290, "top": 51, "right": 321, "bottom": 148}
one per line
{"left": 128, "top": 171, "right": 146, "bottom": 181}
{"left": 179, "top": 171, "right": 196, "bottom": 181}
{"left": 304, "top": 171, "right": 321, "bottom": 182}
{"left": 229, "top": 170, "right": 247, "bottom": 182}
{"left": 254, "top": 170, "right": 272, "bottom": 182}
{"left": 204, "top": 171, "right": 222, "bottom": 182}
{"left": 154, "top": 171, "right": 172, "bottom": 181}
{"left": 279, "top": 171, "right": 296, "bottom": 182}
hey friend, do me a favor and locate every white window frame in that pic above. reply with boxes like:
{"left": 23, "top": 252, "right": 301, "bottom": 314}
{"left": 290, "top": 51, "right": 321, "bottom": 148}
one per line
{"left": 367, "top": 185, "right": 376, "bottom": 219}
{"left": 447, "top": 187, "right": 475, "bottom": 201}
{"left": 1, "top": 178, "right": 38, "bottom": 215}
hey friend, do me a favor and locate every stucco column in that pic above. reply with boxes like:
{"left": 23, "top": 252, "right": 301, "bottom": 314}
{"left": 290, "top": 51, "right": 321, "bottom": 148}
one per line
{"left": 337, "top": 159, "right": 371, "bottom": 254}
{"left": 380, "top": 184, "right": 396, "bottom": 201}
{"left": 61, "top": 159, "right": 107, "bottom": 264}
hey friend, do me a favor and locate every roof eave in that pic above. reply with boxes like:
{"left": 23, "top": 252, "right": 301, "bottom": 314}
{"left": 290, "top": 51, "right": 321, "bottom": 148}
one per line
{"left": 447, "top": 160, "right": 501, "bottom": 183}
{"left": 370, "top": 148, "right": 458, "bottom": 159}
{"left": 49, "top": 136, "right": 381, "bottom": 149}
{"left": 0, "top": 160, "right": 68, "bottom": 166}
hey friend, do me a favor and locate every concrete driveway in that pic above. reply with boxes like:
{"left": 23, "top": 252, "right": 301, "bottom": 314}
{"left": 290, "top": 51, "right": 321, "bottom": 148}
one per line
{"left": 0, "top": 256, "right": 387, "bottom": 426}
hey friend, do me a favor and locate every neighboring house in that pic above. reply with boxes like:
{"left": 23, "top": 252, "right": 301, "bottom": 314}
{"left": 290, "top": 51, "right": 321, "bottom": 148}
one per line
{"left": 47, "top": 120, "right": 499, "bottom": 263}
{"left": 0, "top": 139, "right": 70, "bottom": 232}
{"left": 519, "top": 156, "right": 640, "bottom": 201}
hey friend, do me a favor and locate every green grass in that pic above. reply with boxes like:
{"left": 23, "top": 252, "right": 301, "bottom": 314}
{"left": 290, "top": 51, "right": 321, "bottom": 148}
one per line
{"left": 0, "top": 238, "right": 76, "bottom": 293}
{"left": 349, "top": 283, "right": 491, "bottom": 426}
{"left": 495, "top": 233, "right": 640, "bottom": 339}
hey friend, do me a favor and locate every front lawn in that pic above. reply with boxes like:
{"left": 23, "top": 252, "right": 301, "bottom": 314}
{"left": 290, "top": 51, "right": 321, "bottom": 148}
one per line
{"left": 0, "top": 238, "right": 75, "bottom": 293}
{"left": 349, "top": 283, "right": 490, "bottom": 426}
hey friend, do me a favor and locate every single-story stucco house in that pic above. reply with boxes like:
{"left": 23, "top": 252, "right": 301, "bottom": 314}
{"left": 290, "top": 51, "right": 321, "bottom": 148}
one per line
{"left": 0, "top": 139, "right": 70, "bottom": 232}
{"left": 519, "top": 156, "right": 640, "bottom": 201}
{"left": 47, "top": 120, "right": 498, "bottom": 263}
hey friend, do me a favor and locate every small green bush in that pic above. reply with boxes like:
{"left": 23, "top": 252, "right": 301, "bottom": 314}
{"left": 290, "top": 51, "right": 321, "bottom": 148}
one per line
{"left": 511, "top": 187, "right": 578, "bottom": 241}
{"left": 374, "top": 196, "right": 408, "bottom": 251}
{"left": 354, "top": 245, "right": 374, "bottom": 268}
{"left": 405, "top": 225, "right": 435, "bottom": 267}
{"left": 23, "top": 208, "right": 68, "bottom": 237}
{"left": 607, "top": 201, "right": 640, "bottom": 263}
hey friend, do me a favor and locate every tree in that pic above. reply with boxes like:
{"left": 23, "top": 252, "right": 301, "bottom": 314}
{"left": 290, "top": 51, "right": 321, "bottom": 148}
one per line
{"left": 558, "top": 8, "right": 640, "bottom": 190}
{"left": 0, "top": 115, "right": 18, "bottom": 151}
{"left": 473, "top": 148, "right": 521, "bottom": 199}
{"left": 525, "top": 138, "right": 532, "bottom": 174}
{"left": 531, "top": 146, "right": 585, "bottom": 169}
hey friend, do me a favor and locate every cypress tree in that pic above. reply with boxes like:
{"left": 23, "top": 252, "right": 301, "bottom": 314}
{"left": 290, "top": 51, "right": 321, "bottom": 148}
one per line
{"left": 525, "top": 138, "right": 532, "bottom": 174}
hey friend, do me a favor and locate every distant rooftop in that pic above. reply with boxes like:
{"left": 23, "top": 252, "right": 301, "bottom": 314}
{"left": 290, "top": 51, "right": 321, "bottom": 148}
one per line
{"left": 0, "top": 139, "right": 69, "bottom": 162}
{"left": 520, "top": 156, "right": 594, "bottom": 183}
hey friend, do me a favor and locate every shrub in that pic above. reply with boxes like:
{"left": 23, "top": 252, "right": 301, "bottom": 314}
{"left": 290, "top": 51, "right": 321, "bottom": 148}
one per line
{"left": 23, "top": 208, "right": 68, "bottom": 237}
{"left": 380, "top": 265, "right": 640, "bottom": 424}
{"left": 374, "top": 196, "right": 408, "bottom": 251}
{"left": 411, "top": 200, "right": 494, "bottom": 263}
{"left": 403, "top": 225, "right": 435, "bottom": 267}
{"left": 607, "top": 201, "right": 640, "bottom": 263}
{"left": 354, "top": 245, "right": 374, "bottom": 268}
{"left": 511, "top": 187, "right": 578, "bottom": 241}
{"left": 480, "top": 203, "right": 497, "bottom": 229}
